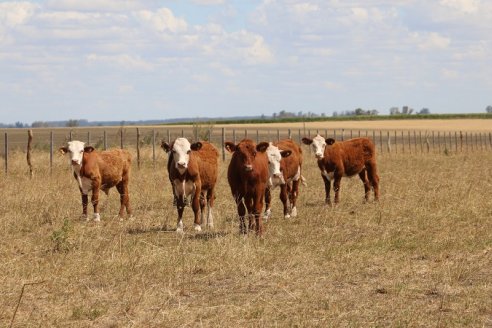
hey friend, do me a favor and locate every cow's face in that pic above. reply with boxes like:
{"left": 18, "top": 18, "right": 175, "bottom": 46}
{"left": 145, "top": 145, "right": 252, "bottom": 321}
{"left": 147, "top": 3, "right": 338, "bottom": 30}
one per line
{"left": 302, "top": 134, "right": 326, "bottom": 159}
{"left": 171, "top": 138, "right": 191, "bottom": 174}
{"left": 225, "top": 140, "right": 266, "bottom": 172}
{"left": 59, "top": 140, "right": 86, "bottom": 166}
{"left": 265, "top": 142, "right": 291, "bottom": 187}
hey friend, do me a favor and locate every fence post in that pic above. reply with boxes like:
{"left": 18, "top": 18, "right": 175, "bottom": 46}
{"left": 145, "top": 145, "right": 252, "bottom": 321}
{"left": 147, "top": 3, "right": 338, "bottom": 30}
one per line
{"left": 244, "top": 129, "right": 248, "bottom": 139}
{"left": 408, "top": 131, "right": 411, "bottom": 154}
{"left": 413, "top": 131, "right": 417, "bottom": 153}
{"left": 432, "top": 131, "right": 435, "bottom": 153}
{"left": 379, "top": 130, "right": 383, "bottom": 154}
{"left": 167, "top": 129, "right": 171, "bottom": 143}
{"left": 256, "top": 130, "right": 259, "bottom": 143}
{"left": 402, "top": 131, "right": 405, "bottom": 154}
{"left": 325, "top": 129, "right": 328, "bottom": 137}
{"left": 438, "top": 131, "right": 441, "bottom": 153}
{"left": 233, "top": 129, "right": 236, "bottom": 144}
{"left": 87, "top": 131, "right": 91, "bottom": 145}
{"left": 425, "top": 132, "right": 430, "bottom": 153}
{"left": 222, "top": 128, "right": 226, "bottom": 162}
{"left": 288, "top": 129, "right": 291, "bottom": 139}
{"left": 394, "top": 130, "right": 397, "bottom": 154}
{"left": 152, "top": 129, "right": 156, "bottom": 167}
{"left": 298, "top": 129, "right": 301, "bottom": 145}
{"left": 419, "top": 131, "right": 423, "bottom": 153}
{"left": 341, "top": 129, "right": 345, "bottom": 141}
{"left": 69, "top": 130, "right": 73, "bottom": 141}
{"left": 136, "top": 128, "right": 141, "bottom": 169}
{"left": 50, "top": 131, "right": 53, "bottom": 175}
{"left": 489, "top": 132, "right": 492, "bottom": 150}
{"left": 386, "top": 131, "right": 391, "bottom": 153}
{"left": 27, "top": 130, "right": 33, "bottom": 178}
{"left": 103, "top": 130, "right": 107, "bottom": 150}
{"left": 277, "top": 129, "right": 280, "bottom": 142}
{"left": 460, "top": 131, "right": 463, "bottom": 152}
{"left": 120, "top": 129, "right": 124, "bottom": 149}
{"left": 4, "top": 132, "right": 8, "bottom": 175}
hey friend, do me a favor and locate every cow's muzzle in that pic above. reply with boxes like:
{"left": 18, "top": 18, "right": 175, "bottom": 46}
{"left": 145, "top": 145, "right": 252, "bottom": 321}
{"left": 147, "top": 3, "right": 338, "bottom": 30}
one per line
{"left": 315, "top": 153, "right": 323, "bottom": 159}
{"left": 244, "top": 164, "right": 253, "bottom": 172}
{"left": 71, "top": 160, "right": 80, "bottom": 166}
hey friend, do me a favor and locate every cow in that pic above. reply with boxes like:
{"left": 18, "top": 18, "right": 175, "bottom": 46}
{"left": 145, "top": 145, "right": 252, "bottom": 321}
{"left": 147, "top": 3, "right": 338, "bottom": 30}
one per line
{"left": 301, "top": 135, "right": 379, "bottom": 204}
{"left": 59, "top": 140, "right": 132, "bottom": 221}
{"left": 224, "top": 139, "right": 269, "bottom": 236}
{"left": 259, "top": 139, "right": 304, "bottom": 219}
{"left": 161, "top": 138, "right": 219, "bottom": 232}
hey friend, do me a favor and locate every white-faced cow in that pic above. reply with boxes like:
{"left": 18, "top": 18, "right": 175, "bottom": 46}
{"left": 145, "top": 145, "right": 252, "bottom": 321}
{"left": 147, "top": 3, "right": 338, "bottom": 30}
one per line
{"left": 224, "top": 139, "right": 269, "bottom": 236}
{"left": 161, "top": 138, "right": 219, "bottom": 232}
{"left": 59, "top": 140, "right": 132, "bottom": 221}
{"left": 302, "top": 135, "right": 379, "bottom": 204}
{"left": 258, "top": 139, "right": 304, "bottom": 219}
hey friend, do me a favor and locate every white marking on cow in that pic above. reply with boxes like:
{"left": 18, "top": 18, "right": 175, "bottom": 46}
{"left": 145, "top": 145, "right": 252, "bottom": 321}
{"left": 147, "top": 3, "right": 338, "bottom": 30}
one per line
{"left": 173, "top": 179, "right": 196, "bottom": 198}
{"left": 194, "top": 223, "right": 202, "bottom": 231}
{"left": 291, "top": 206, "right": 297, "bottom": 217}
{"left": 266, "top": 142, "right": 286, "bottom": 188}
{"left": 93, "top": 213, "right": 100, "bottom": 221}
{"left": 172, "top": 138, "right": 192, "bottom": 175}
{"left": 311, "top": 134, "right": 326, "bottom": 159}
{"left": 176, "top": 220, "right": 184, "bottom": 233}
{"left": 322, "top": 170, "right": 334, "bottom": 181}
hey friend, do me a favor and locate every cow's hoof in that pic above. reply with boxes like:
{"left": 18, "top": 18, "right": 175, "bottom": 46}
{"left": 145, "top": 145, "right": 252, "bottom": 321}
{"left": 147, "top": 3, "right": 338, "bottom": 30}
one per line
{"left": 284, "top": 214, "right": 291, "bottom": 219}
{"left": 194, "top": 224, "right": 202, "bottom": 232}
{"left": 80, "top": 214, "right": 89, "bottom": 221}
{"left": 93, "top": 213, "right": 101, "bottom": 222}
{"left": 291, "top": 207, "right": 297, "bottom": 217}
{"left": 176, "top": 227, "right": 184, "bottom": 233}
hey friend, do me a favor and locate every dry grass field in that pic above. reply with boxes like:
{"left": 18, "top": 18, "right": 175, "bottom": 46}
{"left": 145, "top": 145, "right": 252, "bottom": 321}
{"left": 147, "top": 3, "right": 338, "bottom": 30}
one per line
{"left": 1, "top": 131, "right": 492, "bottom": 327}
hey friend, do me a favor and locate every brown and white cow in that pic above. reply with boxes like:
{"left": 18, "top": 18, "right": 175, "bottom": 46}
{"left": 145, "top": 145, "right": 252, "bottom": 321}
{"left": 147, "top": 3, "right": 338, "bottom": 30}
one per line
{"left": 161, "top": 138, "right": 219, "bottom": 232}
{"left": 302, "top": 135, "right": 379, "bottom": 204}
{"left": 258, "top": 139, "right": 304, "bottom": 219}
{"left": 59, "top": 140, "right": 132, "bottom": 221}
{"left": 224, "top": 139, "right": 269, "bottom": 236}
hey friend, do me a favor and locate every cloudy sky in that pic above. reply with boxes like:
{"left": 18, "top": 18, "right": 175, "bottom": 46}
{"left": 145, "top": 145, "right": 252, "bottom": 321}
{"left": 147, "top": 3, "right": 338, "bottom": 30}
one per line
{"left": 0, "top": 0, "right": 491, "bottom": 124}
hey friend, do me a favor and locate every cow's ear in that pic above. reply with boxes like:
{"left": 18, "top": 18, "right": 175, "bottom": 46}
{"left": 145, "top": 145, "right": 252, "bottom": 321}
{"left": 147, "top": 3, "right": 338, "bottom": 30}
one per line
{"left": 224, "top": 142, "right": 237, "bottom": 153}
{"left": 301, "top": 137, "right": 313, "bottom": 145}
{"left": 84, "top": 146, "right": 95, "bottom": 153}
{"left": 190, "top": 142, "right": 202, "bottom": 151}
{"left": 325, "top": 138, "right": 335, "bottom": 145}
{"left": 161, "top": 141, "right": 171, "bottom": 152}
{"left": 59, "top": 147, "right": 68, "bottom": 155}
{"left": 256, "top": 142, "right": 269, "bottom": 153}
{"left": 280, "top": 150, "right": 292, "bottom": 158}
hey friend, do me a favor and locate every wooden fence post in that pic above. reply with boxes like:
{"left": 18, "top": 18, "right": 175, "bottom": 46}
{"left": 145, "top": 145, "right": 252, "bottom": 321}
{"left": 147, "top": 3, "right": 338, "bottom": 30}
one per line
{"left": 277, "top": 129, "right": 280, "bottom": 142}
{"left": 120, "top": 129, "right": 124, "bottom": 149}
{"left": 222, "top": 128, "right": 226, "bottom": 162}
{"left": 432, "top": 131, "right": 435, "bottom": 153}
{"left": 460, "top": 131, "right": 463, "bottom": 152}
{"left": 413, "top": 131, "right": 417, "bottom": 153}
{"left": 167, "top": 129, "right": 171, "bottom": 143}
{"left": 454, "top": 132, "right": 458, "bottom": 153}
{"left": 152, "top": 129, "right": 156, "bottom": 167}
{"left": 350, "top": 130, "right": 353, "bottom": 139}
{"left": 443, "top": 132, "right": 448, "bottom": 153}
{"left": 50, "top": 131, "right": 53, "bottom": 175}
{"left": 288, "top": 129, "right": 291, "bottom": 139}
{"left": 401, "top": 131, "right": 405, "bottom": 154}
{"left": 103, "top": 130, "right": 107, "bottom": 150}
{"left": 244, "top": 129, "right": 248, "bottom": 139}
{"left": 387, "top": 131, "right": 391, "bottom": 153}
{"left": 136, "top": 128, "right": 141, "bottom": 169}
{"left": 425, "top": 132, "right": 430, "bottom": 153}
{"left": 4, "top": 132, "right": 8, "bottom": 175}
{"left": 379, "top": 130, "right": 383, "bottom": 154}
{"left": 87, "top": 131, "right": 90, "bottom": 145}
{"left": 408, "top": 131, "right": 411, "bottom": 154}
{"left": 233, "top": 129, "right": 236, "bottom": 144}
{"left": 489, "top": 132, "right": 492, "bottom": 150}
{"left": 256, "top": 130, "right": 259, "bottom": 143}
{"left": 69, "top": 130, "right": 73, "bottom": 141}
{"left": 394, "top": 130, "right": 397, "bottom": 153}
{"left": 341, "top": 129, "right": 345, "bottom": 141}
{"left": 298, "top": 129, "right": 301, "bottom": 145}
{"left": 438, "top": 132, "right": 441, "bottom": 153}
{"left": 27, "top": 130, "right": 33, "bottom": 178}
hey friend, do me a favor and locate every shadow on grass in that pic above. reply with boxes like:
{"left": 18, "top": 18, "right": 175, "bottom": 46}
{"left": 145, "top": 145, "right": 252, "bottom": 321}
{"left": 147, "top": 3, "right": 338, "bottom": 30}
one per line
{"left": 126, "top": 225, "right": 176, "bottom": 235}
{"left": 189, "top": 231, "right": 229, "bottom": 240}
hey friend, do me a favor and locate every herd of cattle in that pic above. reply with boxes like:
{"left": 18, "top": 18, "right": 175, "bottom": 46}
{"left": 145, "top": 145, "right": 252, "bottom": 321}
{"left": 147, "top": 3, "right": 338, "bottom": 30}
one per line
{"left": 59, "top": 135, "right": 380, "bottom": 236}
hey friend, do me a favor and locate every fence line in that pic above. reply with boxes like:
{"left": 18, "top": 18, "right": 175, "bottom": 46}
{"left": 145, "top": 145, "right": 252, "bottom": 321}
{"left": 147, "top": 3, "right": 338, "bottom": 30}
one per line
{"left": 1, "top": 127, "right": 492, "bottom": 175}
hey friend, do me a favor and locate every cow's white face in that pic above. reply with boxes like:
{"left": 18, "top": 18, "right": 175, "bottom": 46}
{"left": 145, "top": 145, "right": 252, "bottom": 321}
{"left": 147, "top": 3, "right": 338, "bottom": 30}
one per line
{"left": 265, "top": 142, "right": 292, "bottom": 188}
{"left": 172, "top": 138, "right": 192, "bottom": 174}
{"left": 311, "top": 134, "right": 326, "bottom": 159}
{"left": 63, "top": 140, "right": 86, "bottom": 166}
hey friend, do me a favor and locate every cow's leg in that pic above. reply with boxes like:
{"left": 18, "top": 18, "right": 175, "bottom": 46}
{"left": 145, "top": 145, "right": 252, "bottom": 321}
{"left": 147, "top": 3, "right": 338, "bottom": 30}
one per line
{"left": 91, "top": 180, "right": 101, "bottom": 221}
{"left": 235, "top": 194, "right": 247, "bottom": 234}
{"left": 358, "top": 169, "right": 371, "bottom": 203}
{"left": 322, "top": 175, "right": 332, "bottom": 206}
{"left": 253, "top": 190, "right": 265, "bottom": 236}
{"left": 333, "top": 173, "right": 342, "bottom": 204}
{"left": 244, "top": 195, "right": 255, "bottom": 232}
{"left": 192, "top": 186, "right": 201, "bottom": 231}
{"left": 206, "top": 188, "right": 214, "bottom": 229}
{"left": 176, "top": 195, "right": 185, "bottom": 233}
{"left": 366, "top": 162, "right": 380, "bottom": 201}
{"left": 116, "top": 181, "right": 131, "bottom": 218}
{"left": 264, "top": 187, "right": 272, "bottom": 220}
{"left": 280, "top": 184, "right": 289, "bottom": 219}
{"left": 290, "top": 179, "right": 300, "bottom": 217}
{"left": 81, "top": 192, "right": 89, "bottom": 220}
{"left": 199, "top": 191, "right": 206, "bottom": 228}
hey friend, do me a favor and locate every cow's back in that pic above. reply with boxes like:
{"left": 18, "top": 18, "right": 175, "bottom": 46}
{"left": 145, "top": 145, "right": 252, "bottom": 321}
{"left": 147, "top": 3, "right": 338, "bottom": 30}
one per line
{"left": 194, "top": 142, "right": 219, "bottom": 190}
{"left": 334, "top": 138, "right": 376, "bottom": 176}
{"left": 96, "top": 149, "right": 131, "bottom": 186}
{"left": 276, "top": 139, "right": 302, "bottom": 178}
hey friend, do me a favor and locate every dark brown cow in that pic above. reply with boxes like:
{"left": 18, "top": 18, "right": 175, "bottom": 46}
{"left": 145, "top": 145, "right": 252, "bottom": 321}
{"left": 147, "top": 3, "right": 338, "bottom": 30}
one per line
{"left": 259, "top": 139, "right": 304, "bottom": 219}
{"left": 161, "top": 137, "right": 219, "bottom": 232}
{"left": 302, "top": 135, "right": 379, "bottom": 204}
{"left": 60, "top": 140, "right": 132, "bottom": 221}
{"left": 224, "top": 139, "right": 269, "bottom": 236}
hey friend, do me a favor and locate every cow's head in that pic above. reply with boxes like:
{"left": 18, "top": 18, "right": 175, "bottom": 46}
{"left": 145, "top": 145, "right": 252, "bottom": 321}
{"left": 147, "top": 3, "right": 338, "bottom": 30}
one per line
{"left": 59, "top": 140, "right": 89, "bottom": 166}
{"left": 302, "top": 134, "right": 334, "bottom": 159}
{"left": 262, "top": 142, "right": 292, "bottom": 187}
{"left": 225, "top": 139, "right": 267, "bottom": 172}
{"left": 161, "top": 138, "right": 202, "bottom": 174}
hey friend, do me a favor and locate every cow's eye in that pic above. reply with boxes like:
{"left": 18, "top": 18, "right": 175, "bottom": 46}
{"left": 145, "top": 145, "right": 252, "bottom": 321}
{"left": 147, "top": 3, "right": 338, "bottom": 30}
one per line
{"left": 252, "top": 151, "right": 257, "bottom": 157}
{"left": 187, "top": 150, "right": 191, "bottom": 154}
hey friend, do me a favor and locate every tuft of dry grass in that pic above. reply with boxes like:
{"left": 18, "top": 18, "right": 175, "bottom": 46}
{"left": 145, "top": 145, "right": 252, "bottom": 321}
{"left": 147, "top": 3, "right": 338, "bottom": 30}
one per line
{"left": 0, "top": 146, "right": 491, "bottom": 327}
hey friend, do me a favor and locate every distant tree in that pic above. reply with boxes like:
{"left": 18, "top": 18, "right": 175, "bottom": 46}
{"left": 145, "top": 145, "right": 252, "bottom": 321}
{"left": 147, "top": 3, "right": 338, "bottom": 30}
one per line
{"left": 402, "top": 106, "right": 413, "bottom": 114}
{"left": 66, "top": 119, "right": 79, "bottom": 127}
{"left": 486, "top": 105, "right": 492, "bottom": 113}
{"left": 31, "top": 121, "right": 49, "bottom": 128}
{"left": 14, "top": 121, "right": 25, "bottom": 128}
{"left": 389, "top": 107, "right": 400, "bottom": 115}
{"left": 417, "top": 108, "right": 430, "bottom": 115}
{"left": 332, "top": 111, "right": 338, "bottom": 117}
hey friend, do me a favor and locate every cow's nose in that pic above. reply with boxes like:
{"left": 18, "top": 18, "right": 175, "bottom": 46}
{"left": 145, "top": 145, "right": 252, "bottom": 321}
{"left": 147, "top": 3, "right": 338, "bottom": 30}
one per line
{"left": 315, "top": 153, "right": 323, "bottom": 159}
{"left": 244, "top": 164, "right": 253, "bottom": 172}
{"left": 177, "top": 162, "right": 187, "bottom": 168}
{"left": 71, "top": 160, "right": 79, "bottom": 165}
{"left": 274, "top": 172, "right": 282, "bottom": 178}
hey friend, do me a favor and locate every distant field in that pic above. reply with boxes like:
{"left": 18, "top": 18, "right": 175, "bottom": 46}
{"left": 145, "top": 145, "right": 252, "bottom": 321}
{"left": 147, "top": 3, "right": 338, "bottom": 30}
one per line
{"left": 0, "top": 146, "right": 491, "bottom": 326}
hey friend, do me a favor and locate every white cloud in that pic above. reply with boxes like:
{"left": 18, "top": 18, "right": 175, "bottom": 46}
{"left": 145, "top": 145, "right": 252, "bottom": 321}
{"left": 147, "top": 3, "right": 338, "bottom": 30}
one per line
{"left": 136, "top": 8, "right": 188, "bottom": 33}
{"left": 86, "top": 54, "right": 153, "bottom": 70}
{"left": 441, "top": 68, "right": 459, "bottom": 79}
{"left": 192, "top": 0, "right": 225, "bottom": 5}
{"left": 440, "top": 0, "right": 480, "bottom": 13}
{"left": 46, "top": 0, "right": 143, "bottom": 12}
{"left": 324, "top": 81, "right": 342, "bottom": 90}
{"left": 411, "top": 32, "right": 451, "bottom": 50}
{"left": 290, "top": 3, "right": 319, "bottom": 16}
{"left": 0, "top": 2, "right": 38, "bottom": 27}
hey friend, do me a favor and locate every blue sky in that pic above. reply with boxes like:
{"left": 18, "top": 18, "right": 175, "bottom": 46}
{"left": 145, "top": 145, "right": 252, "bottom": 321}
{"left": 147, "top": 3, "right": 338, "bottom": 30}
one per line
{"left": 0, "top": 0, "right": 491, "bottom": 124}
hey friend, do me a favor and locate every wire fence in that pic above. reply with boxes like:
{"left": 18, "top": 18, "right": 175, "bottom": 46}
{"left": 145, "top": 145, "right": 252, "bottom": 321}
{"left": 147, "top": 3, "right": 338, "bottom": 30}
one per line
{"left": 1, "top": 126, "right": 492, "bottom": 175}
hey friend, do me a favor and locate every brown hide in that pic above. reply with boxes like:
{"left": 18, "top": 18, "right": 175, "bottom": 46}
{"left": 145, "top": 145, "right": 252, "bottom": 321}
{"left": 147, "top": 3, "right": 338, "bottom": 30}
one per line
{"left": 225, "top": 139, "right": 268, "bottom": 235}
{"left": 79, "top": 148, "right": 132, "bottom": 218}
{"left": 165, "top": 140, "right": 219, "bottom": 229}
{"left": 265, "top": 139, "right": 303, "bottom": 218}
